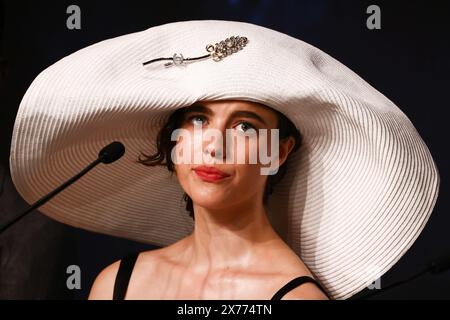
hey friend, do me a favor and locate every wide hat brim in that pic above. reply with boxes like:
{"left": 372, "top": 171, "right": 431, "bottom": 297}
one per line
{"left": 9, "top": 20, "right": 440, "bottom": 299}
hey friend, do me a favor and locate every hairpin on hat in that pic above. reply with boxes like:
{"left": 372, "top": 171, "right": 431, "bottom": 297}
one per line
{"left": 142, "top": 36, "right": 248, "bottom": 67}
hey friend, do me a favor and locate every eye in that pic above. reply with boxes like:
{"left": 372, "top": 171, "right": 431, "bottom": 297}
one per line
{"left": 235, "top": 121, "right": 256, "bottom": 133}
{"left": 187, "top": 115, "right": 207, "bottom": 126}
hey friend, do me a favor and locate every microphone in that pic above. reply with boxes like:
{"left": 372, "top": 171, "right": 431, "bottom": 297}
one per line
{"left": 98, "top": 141, "right": 126, "bottom": 164}
{"left": 351, "top": 252, "right": 450, "bottom": 299}
{"left": 0, "top": 141, "right": 125, "bottom": 233}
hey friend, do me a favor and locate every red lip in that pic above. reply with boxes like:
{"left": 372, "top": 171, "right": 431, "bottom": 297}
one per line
{"left": 193, "top": 166, "right": 231, "bottom": 182}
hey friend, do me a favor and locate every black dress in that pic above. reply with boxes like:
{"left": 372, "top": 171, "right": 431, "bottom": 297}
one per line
{"left": 112, "top": 252, "right": 331, "bottom": 300}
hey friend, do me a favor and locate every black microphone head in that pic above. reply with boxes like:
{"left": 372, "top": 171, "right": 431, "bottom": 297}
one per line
{"left": 98, "top": 141, "right": 125, "bottom": 164}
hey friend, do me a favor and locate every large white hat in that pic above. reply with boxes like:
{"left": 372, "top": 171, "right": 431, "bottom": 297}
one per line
{"left": 9, "top": 20, "right": 440, "bottom": 299}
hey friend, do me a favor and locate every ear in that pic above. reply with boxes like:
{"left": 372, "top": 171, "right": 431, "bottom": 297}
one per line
{"left": 278, "top": 136, "right": 296, "bottom": 167}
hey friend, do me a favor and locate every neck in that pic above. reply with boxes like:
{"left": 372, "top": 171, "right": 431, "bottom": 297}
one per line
{"left": 183, "top": 195, "right": 282, "bottom": 274}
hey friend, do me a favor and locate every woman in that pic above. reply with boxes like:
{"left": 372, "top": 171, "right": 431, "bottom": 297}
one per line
{"left": 88, "top": 99, "right": 329, "bottom": 299}
{"left": 9, "top": 20, "right": 440, "bottom": 300}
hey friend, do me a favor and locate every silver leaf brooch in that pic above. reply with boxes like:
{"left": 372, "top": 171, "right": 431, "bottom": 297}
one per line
{"left": 142, "top": 36, "right": 249, "bottom": 68}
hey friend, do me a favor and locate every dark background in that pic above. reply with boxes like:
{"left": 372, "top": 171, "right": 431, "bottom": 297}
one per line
{"left": 0, "top": 0, "right": 448, "bottom": 299}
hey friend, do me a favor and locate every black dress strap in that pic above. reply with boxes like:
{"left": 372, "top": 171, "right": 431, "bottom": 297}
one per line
{"left": 271, "top": 276, "right": 330, "bottom": 300}
{"left": 113, "top": 252, "right": 139, "bottom": 300}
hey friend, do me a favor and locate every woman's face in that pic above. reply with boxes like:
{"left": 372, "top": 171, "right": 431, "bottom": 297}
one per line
{"left": 173, "top": 100, "right": 295, "bottom": 211}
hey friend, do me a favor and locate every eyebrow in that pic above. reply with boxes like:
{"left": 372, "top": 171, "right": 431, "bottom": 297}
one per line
{"left": 184, "top": 104, "right": 269, "bottom": 126}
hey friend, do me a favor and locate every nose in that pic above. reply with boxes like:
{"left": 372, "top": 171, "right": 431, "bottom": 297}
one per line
{"left": 204, "top": 139, "right": 225, "bottom": 160}
{"left": 202, "top": 126, "right": 229, "bottom": 161}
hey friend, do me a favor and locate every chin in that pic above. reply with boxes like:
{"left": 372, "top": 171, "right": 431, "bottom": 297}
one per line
{"left": 190, "top": 195, "right": 229, "bottom": 209}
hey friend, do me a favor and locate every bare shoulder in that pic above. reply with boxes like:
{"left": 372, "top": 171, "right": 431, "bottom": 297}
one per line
{"left": 274, "top": 265, "right": 330, "bottom": 300}
{"left": 88, "top": 259, "right": 121, "bottom": 300}
{"left": 271, "top": 244, "right": 329, "bottom": 300}
{"left": 88, "top": 248, "right": 165, "bottom": 300}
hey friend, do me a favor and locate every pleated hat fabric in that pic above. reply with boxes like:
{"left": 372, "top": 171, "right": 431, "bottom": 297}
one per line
{"left": 9, "top": 20, "right": 440, "bottom": 299}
